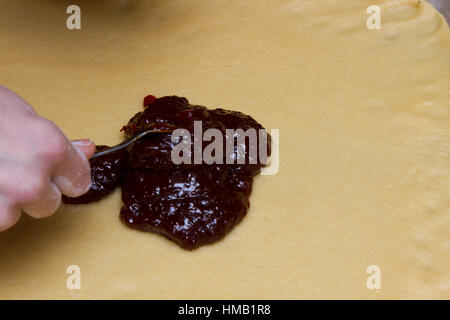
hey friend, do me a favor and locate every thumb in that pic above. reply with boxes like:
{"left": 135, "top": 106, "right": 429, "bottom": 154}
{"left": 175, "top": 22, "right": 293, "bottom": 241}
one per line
{"left": 71, "top": 139, "right": 96, "bottom": 159}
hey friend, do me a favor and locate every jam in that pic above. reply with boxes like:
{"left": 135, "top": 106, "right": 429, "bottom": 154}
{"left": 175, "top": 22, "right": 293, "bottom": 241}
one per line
{"left": 62, "top": 145, "right": 128, "bottom": 204}
{"left": 63, "top": 96, "right": 270, "bottom": 250}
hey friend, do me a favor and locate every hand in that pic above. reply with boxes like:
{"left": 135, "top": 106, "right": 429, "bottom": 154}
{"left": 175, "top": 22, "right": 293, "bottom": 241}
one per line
{"left": 0, "top": 86, "right": 95, "bottom": 231}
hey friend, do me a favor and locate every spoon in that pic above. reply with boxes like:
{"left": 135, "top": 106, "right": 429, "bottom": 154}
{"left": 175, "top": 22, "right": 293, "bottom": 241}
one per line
{"left": 90, "top": 129, "right": 170, "bottom": 160}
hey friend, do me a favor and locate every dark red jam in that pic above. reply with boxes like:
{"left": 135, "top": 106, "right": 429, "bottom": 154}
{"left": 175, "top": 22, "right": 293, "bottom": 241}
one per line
{"left": 62, "top": 146, "right": 128, "bottom": 204}
{"left": 63, "top": 96, "right": 271, "bottom": 250}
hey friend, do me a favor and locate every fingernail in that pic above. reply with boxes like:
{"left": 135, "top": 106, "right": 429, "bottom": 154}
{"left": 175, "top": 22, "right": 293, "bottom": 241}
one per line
{"left": 72, "top": 139, "right": 94, "bottom": 147}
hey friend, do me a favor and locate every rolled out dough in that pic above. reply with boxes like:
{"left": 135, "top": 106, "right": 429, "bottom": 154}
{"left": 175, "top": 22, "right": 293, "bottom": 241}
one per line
{"left": 0, "top": 0, "right": 448, "bottom": 299}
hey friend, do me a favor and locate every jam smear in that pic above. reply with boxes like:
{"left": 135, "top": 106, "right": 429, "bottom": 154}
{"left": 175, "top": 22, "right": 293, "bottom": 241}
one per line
{"left": 62, "top": 146, "right": 128, "bottom": 204}
{"left": 63, "top": 96, "right": 270, "bottom": 250}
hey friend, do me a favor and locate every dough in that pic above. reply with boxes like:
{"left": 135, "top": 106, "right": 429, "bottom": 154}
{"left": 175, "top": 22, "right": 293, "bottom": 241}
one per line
{"left": 0, "top": 0, "right": 448, "bottom": 299}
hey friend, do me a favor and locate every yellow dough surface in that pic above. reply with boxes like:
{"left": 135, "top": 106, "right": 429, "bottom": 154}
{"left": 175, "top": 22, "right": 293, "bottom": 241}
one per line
{"left": 0, "top": 0, "right": 448, "bottom": 299}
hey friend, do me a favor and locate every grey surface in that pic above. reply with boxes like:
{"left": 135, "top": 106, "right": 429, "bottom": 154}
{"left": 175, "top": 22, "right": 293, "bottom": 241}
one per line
{"left": 428, "top": 0, "right": 450, "bottom": 23}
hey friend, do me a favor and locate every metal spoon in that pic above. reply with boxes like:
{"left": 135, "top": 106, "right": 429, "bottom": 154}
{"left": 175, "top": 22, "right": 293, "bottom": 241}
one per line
{"left": 90, "top": 129, "right": 169, "bottom": 160}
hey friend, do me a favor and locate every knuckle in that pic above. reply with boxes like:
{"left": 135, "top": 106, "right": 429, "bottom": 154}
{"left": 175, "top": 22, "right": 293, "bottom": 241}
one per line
{"left": 47, "top": 137, "right": 68, "bottom": 163}
{"left": 18, "top": 175, "right": 47, "bottom": 203}
{"left": 35, "top": 121, "right": 68, "bottom": 162}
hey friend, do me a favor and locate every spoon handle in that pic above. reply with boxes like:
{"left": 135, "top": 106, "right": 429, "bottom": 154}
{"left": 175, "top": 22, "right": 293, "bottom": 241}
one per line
{"left": 90, "top": 130, "right": 169, "bottom": 160}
